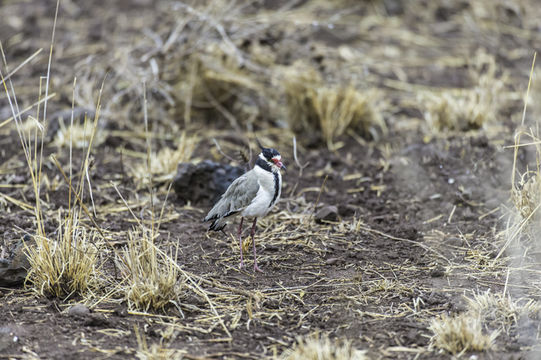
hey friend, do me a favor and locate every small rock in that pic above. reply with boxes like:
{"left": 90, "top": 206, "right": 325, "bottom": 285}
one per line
{"left": 383, "top": 0, "right": 404, "bottom": 15}
{"left": 429, "top": 266, "right": 446, "bottom": 278}
{"left": 172, "top": 160, "right": 244, "bottom": 206}
{"left": 84, "top": 313, "right": 109, "bottom": 327}
{"left": 315, "top": 205, "right": 339, "bottom": 223}
{"left": 337, "top": 203, "right": 356, "bottom": 217}
{"left": 445, "top": 237, "right": 463, "bottom": 246}
{"left": 0, "top": 235, "right": 34, "bottom": 287}
{"left": 0, "top": 325, "right": 24, "bottom": 352}
{"left": 9, "top": 235, "right": 33, "bottom": 270}
{"left": 325, "top": 257, "right": 341, "bottom": 265}
{"left": 506, "top": 343, "right": 521, "bottom": 352}
{"left": 68, "top": 304, "right": 90, "bottom": 317}
{"left": 461, "top": 207, "right": 476, "bottom": 221}
{"left": 113, "top": 306, "right": 128, "bottom": 317}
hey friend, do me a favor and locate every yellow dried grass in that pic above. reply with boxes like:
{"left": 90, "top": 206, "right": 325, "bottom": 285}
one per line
{"left": 280, "top": 334, "right": 368, "bottom": 360}
{"left": 282, "top": 62, "right": 385, "bottom": 148}
{"left": 420, "top": 50, "right": 507, "bottom": 132}
{"left": 26, "top": 213, "right": 100, "bottom": 298}
{"left": 131, "top": 132, "right": 198, "bottom": 184}
{"left": 120, "top": 228, "right": 183, "bottom": 312}
{"left": 53, "top": 117, "right": 106, "bottom": 149}
{"left": 430, "top": 312, "right": 498, "bottom": 355}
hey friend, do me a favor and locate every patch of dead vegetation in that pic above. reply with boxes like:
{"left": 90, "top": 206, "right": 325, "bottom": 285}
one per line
{"left": 431, "top": 290, "right": 541, "bottom": 355}
{"left": 135, "top": 325, "right": 186, "bottom": 360}
{"left": 53, "top": 118, "right": 106, "bottom": 149}
{"left": 130, "top": 132, "right": 198, "bottom": 185}
{"left": 281, "top": 61, "right": 386, "bottom": 148}
{"left": 430, "top": 311, "right": 499, "bottom": 355}
{"left": 4, "top": 0, "right": 541, "bottom": 359}
{"left": 26, "top": 214, "right": 101, "bottom": 298}
{"left": 419, "top": 50, "right": 509, "bottom": 133}
{"left": 279, "top": 334, "right": 368, "bottom": 360}
{"left": 120, "top": 228, "right": 182, "bottom": 312}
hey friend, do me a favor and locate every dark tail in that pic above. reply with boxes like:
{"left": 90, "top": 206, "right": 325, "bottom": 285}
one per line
{"left": 208, "top": 218, "right": 226, "bottom": 232}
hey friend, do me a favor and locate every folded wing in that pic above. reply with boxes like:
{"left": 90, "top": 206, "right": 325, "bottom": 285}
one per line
{"left": 204, "top": 172, "right": 259, "bottom": 231}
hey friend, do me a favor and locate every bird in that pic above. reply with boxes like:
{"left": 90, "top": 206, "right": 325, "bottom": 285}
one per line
{"left": 203, "top": 143, "right": 286, "bottom": 272}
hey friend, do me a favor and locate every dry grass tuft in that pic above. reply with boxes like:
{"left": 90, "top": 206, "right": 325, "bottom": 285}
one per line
{"left": 430, "top": 312, "right": 499, "bottom": 355}
{"left": 430, "top": 290, "right": 539, "bottom": 354}
{"left": 465, "top": 291, "right": 541, "bottom": 334}
{"left": 510, "top": 128, "right": 541, "bottom": 226}
{"left": 181, "top": 44, "right": 265, "bottom": 126}
{"left": 26, "top": 214, "right": 100, "bottom": 298}
{"left": 131, "top": 132, "right": 198, "bottom": 184}
{"left": 511, "top": 169, "right": 541, "bottom": 223}
{"left": 53, "top": 119, "right": 106, "bottom": 149}
{"left": 420, "top": 90, "right": 493, "bottom": 131}
{"left": 507, "top": 56, "right": 540, "bottom": 255}
{"left": 280, "top": 334, "right": 368, "bottom": 360}
{"left": 135, "top": 325, "right": 185, "bottom": 360}
{"left": 282, "top": 62, "right": 386, "bottom": 148}
{"left": 3, "top": 31, "right": 105, "bottom": 299}
{"left": 420, "top": 51, "right": 507, "bottom": 132}
{"left": 119, "top": 228, "right": 183, "bottom": 312}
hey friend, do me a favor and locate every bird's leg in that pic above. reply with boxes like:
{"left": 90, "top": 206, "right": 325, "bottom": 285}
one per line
{"left": 251, "top": 217, "right": 263, "bottom": 272}
{"left": 238, "top": 217, "right": 245, "bottom": 269}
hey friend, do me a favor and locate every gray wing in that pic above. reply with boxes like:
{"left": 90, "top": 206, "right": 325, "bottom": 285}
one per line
{"left": 204, "top": 171, "right": 259, "bottom": 224}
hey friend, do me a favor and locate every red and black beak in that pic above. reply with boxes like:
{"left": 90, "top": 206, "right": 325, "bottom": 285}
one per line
{"left": 272, "top": 158, "right": 286, "bottom": 171}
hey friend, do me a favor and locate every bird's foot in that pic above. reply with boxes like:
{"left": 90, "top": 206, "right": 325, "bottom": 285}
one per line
{"left": 239, "top": 261, "right": 245, "bottom": 270}
{"left": 253, "top": 264, "right": 263, "bottom": 273}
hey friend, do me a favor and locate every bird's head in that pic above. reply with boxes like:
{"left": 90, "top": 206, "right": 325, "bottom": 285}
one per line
{"left": 258, "top": 144, "right": 286, "bottom": 172}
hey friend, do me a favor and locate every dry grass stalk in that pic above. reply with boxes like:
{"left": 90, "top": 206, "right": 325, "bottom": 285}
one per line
{"left": 430, "top": 312, "right": 499, "bottom": 355}
{"left": 172, "top": 44, "right": 266, "bottom": 130}
{"left": 1, "top": 3, "right": 105, "bottom": 300}
{"left": 135, "top": 325, "right": 185, "bottom": 360}
{"left": 120, "top": 85, "right": 183, "bottom": 312}
{"left": 120, "top": 228, "right": 182, "bottom": 312}
{"left": 429, "top": 290, "right": 540, "bottom": 354}
{"left": 465, "top": 291, "right": 541, "bottom": 334}
{"left": 420, "top": 51, "right": 507, "bottom": 132}
{"left": 25, "top": 213, "right": 100, "bottom": 298}
{"left": 280, "top": 334, "right": 368, "bottom": 360}
{"left": 131, "top": 132, "right": 198, "bottom": 184}
{"left": 282, "top": 62, "right": 385, "bottom": 148}
{"left": 53, "top": 118, "right": 106, "bottom": 149}
{"left": 421, "top": 90, "right": 492, "bottom": 131}
{"left": 511, "top": 164, "right": 541, "bottom": 223}
{"left": 504, "top": 53, "right": 539, "bottom": 259}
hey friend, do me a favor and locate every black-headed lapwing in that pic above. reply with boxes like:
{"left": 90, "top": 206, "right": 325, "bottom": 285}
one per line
{"left": 204, "top": 143, "right": 285, "bottom": 272}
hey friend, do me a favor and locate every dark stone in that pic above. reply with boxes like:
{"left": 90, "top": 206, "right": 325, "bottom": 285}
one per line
{"left": 337, "top": 203, "right": 357, "bottom": 217}
{"left": 445, "top": 236, "right": 463, "bottom": 246}
{"left": 325, "top": 257, "right": 342, "bottom": 265}
{"left": 0, "top": 325, "right": 24, "bottom": 352}
{"left": 84, "top": 313, "right": 110, "bottom": 327}
{"left": 383, "top": 0, "right": 404, "bottom": 16}
{"left": 0, "top": 235, "right": 34, "bottom": 287}
{"left": 314, "top": 205, "right": 339, "bottom": 223}
{"left": 68, "top": 304, "right": 90, "bottom": 318}
{"left": 429, "top": 266, "right": 446, "bottom": 278}
{"left": 172, "top": 160, "right": 244, "bottom": 207}
{"left": 397, "top": 224, "right": 419, "bottom": 240}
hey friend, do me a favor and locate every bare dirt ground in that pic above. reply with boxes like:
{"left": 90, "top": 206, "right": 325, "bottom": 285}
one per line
{"left": 2, "top": 1, "right": 541, "bottom": 359}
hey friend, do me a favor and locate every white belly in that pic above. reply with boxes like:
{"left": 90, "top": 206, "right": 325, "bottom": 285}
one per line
{"left": 242, "top": 188, "right": 273, "bottom": 218}
{"left": 241, "top": 167, "right": 280, "bottom": 218}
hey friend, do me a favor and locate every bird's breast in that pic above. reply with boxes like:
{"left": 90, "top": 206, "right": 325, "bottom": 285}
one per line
{"left": 241, "top": 167, "right": 281, "bottom": 217}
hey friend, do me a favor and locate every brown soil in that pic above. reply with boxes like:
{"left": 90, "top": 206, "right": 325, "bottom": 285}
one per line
{"left": 1, "top": 1, "right": 540, "bottom": 359}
